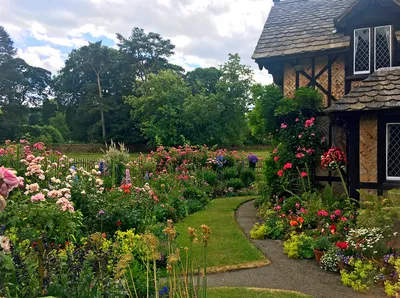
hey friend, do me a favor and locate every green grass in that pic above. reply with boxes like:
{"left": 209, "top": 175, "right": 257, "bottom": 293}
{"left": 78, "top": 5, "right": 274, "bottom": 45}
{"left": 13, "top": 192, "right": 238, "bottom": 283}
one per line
{"left": 208, "top": 287, "right": 311, "bottom": 298}
{"left": 251, "top": 150, "right": 270, "bottom": 160}
{"left": 175, "top": 196, "right": 267, "bottom": 272}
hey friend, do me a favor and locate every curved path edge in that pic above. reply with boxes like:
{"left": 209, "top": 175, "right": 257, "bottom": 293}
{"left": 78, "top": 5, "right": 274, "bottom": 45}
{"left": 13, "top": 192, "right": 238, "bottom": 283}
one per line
{"left": 206, "top": 200, "right": 382, "bottom": 298}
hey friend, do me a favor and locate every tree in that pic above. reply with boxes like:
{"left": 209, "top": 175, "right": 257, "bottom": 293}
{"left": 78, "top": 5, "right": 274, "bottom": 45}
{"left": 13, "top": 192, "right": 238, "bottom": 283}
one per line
{"left": 185, "top": 67, "right": 222, "bottom": 95}
{"left": 125, "top": 70, "right": 190, "bottom": 146}
{"left": 0, "top": 26, "right": 15, "bottom": 65}
{"left": 0, "top": 27, "right": 52, "bottom": 141}
{"left": 56, "top": 41, "right": 120, "bottom": 141}
{"left": 49, "top": 112, "right": 70, "bottom": 140}
{"left": 117, "top": 27, "right": 183, "bottom": 83}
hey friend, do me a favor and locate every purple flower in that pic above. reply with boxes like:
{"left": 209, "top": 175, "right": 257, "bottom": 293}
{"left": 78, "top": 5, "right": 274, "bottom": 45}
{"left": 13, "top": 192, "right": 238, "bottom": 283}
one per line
{"left": 248, "top": 154, "right": 258, "bottom": 165}
{"left": 98, "top": 210, "right": 105, "bottom": 215}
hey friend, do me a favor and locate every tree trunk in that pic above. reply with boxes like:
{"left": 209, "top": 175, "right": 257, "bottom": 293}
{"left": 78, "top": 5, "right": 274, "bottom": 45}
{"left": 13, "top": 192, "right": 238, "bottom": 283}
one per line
{"left": 96, "top": 72, "right": 106, "bottom": 140}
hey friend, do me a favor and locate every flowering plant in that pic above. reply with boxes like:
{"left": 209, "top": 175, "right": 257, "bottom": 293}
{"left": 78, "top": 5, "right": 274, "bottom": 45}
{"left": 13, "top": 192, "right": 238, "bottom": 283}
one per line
{"left": 320, "top": 147, "right": 347, "bottom": 170}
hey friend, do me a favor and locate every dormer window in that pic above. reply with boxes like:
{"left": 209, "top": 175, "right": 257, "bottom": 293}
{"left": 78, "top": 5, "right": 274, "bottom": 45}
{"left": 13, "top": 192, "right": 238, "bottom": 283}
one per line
{"left": 354, "top": 26, "right": 392, "bottom": 75}
{"left": 374, "top": 25, "right": 392, "bottom": 71}
{"left": 354, "top": 28, "right": 370, "bottom": 74}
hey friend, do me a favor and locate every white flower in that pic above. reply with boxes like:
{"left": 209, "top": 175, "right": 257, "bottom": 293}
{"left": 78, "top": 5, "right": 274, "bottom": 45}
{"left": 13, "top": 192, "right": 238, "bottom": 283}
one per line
{"left": 81, "top": 190, "right": 86, "bottom": 195}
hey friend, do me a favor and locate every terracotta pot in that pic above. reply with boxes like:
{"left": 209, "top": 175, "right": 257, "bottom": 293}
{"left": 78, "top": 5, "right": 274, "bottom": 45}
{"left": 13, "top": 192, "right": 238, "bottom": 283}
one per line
{"left": 314, "top": 249, "right": 324, "bottom": 264}
{"left": 377, "top": 280, "right": 384, "bottom": 288}
{"left": 337, "top": 261, "right": 345, "bottom": 270}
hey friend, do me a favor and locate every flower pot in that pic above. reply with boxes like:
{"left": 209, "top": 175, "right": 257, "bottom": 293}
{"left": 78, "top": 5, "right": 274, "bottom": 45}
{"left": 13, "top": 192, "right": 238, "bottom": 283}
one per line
{"left": 337, "top": 261, "right": 345, "bottom": 270}
{"left": 314, "top": 249, "right": 324, "bottom": 264}
{"left": 377, "top": 280, "right": 384, "bottom": 288}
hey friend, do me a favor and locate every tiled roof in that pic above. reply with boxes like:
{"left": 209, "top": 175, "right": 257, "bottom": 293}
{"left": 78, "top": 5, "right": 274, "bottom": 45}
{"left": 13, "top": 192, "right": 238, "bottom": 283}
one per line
{"left": 252, "top": 0, "right": 356, "bottom": 60}
{"left": 326, "top": 67, "right": 400, "bottom": 112}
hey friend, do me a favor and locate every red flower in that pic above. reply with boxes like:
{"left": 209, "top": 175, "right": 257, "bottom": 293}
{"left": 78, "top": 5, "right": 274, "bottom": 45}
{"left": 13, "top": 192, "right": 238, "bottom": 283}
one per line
{"left": 274, "top": 156, "right": 279, "bottom": 162}
{"left": 277, "top": 170, "right": 284, "bottom": 177}
{"left": 283, "top": 162, "right": 292, "bottom": 170}
{"left": 116, "top": 220, "right": 122, "bottom": 227}
{"left": 335, "top": 241, "right": 349, "bottom": 250}
{"left": 290, "top": 220, "right": 298, "bottom": 227}
{"left": 297, "top": 217, "right": 304, "bottom": 223}
{"left": 330, "top": 224, "right": 337, "bottom": 234}
{"left": 300, "top": 172, "right": 308, "bottom": 177}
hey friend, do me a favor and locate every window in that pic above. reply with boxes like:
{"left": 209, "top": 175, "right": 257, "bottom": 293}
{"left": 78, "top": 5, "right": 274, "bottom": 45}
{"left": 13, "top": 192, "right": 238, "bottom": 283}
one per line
{"left": 354, "top": 26, "right": 393, "bottom": 75}
{"left": 374, "top": 25, "right": 392, "bottom": 71}
{"left": 354, "top": 28, "right": 371, "bottom": 74}
{"left": 386, "top": 123, "right": 400, "bottom": 180}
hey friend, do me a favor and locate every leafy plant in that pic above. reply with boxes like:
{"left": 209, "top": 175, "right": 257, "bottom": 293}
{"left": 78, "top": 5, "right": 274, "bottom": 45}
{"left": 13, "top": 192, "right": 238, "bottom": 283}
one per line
{"left": 340, "top": 259, "right": 377, "bottom": 292}
{"left": 283, "top": 232, "right": 315, "bottom": 259}
{"left": 320, "top": 246, "right": 339, "bottom": 272}
{"left": 314, "top": 236, "right": 331, "bottom": 251}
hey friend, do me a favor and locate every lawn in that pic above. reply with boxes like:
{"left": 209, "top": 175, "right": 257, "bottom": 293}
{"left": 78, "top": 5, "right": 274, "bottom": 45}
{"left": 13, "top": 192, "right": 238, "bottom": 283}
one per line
{"left": 208, "top": 287, "right": 311, "bottom": 298}
{"left": 175, "top": 196, "right": 268, "bottom": 273}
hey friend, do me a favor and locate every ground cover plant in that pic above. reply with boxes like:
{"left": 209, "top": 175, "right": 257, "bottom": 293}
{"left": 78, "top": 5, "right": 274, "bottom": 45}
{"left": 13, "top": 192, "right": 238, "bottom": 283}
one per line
{"left": 0, "top": 139, "right": 261, "bottom": 297}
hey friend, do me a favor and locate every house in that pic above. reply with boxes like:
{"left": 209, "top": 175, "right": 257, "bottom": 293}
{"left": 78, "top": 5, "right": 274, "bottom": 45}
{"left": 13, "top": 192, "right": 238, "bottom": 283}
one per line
{"left": 252, "top": 0, "right": 400, "bottom": 198}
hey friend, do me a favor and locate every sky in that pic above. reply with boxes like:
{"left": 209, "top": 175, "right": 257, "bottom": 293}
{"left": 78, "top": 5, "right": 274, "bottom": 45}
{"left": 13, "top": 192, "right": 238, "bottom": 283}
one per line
{"left": 0, "top": 0, "right": 273, "bottom": 84}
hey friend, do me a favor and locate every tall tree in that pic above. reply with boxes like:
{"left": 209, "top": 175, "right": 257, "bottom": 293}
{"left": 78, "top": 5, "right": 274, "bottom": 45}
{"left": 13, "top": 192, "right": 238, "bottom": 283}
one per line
{"left": 185, "top": 67, "right": 222, "bottom": 95}
{"left": 0, "top": 26, "right": 15, "bottom": 65}
{"left": 117, "top": 27, "right": 183, "bottom": 83}
{"left": 125, "top": 70, "right": 190, "bottom": 146}
{"left": 0, "top": 27, "right": 52, "bottom": 140}
{"left": 56, "top": 41, "right": 119, "bottom": 140}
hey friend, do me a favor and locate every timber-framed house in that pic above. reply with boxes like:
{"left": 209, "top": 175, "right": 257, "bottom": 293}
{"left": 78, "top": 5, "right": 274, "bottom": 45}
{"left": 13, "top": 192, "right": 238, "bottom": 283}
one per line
{"left": 253, "top": 0, "right": 400, "bottom": 198}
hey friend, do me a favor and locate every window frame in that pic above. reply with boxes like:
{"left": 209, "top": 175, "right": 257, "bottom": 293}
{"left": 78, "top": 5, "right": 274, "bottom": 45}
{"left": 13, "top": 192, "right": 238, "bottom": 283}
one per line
{"left": 374, "top": 25, "right": 392, "bottom": 71}
{"left": 386, "top": 122, "right": 400, "bottom": 181}
{"left": 354, "top": 27, "right": 371, "bottom": 75}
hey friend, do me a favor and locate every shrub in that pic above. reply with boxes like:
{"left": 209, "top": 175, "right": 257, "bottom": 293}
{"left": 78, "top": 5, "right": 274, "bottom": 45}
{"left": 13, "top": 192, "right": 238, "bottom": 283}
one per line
{"left": 340, "top": 259, "right": 377, "bottom": 292}
{"left": 222, "top": 167, "right": 238, "bottom": 180}
{"left": 240, "top": 167, "right": 256, "bottom": 187}
{"left": 227, "top": 178, "right": 244, "bottom": 190}
{"left": 250, "top": 223, "right": 269, "bottom": 239}
{"left": 201, "top": 170, "right": 218, "bottom": 186}
{"left": 314, "top": 236, "right": 331, "bottom": 251}
{"left": 283, "top": 232, "right": 315, "bottom": 259}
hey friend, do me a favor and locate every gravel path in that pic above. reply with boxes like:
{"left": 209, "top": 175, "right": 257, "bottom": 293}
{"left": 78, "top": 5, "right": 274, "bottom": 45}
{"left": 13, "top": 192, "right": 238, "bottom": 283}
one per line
{"left": 206, "top": 200, "right": 385, "bottom": 298}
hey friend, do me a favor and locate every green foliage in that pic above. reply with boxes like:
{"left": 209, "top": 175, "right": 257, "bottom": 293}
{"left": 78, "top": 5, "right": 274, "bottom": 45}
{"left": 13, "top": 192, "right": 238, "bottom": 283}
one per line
{"left": 227, "top": 178, "right": 244, "bottom": 190}
{"left": 185, "top": 67, "right": 222, "bottom": 95}
{"left": 283, "top": 232, "right": 315, "bottom": 259}
{"left": 222, "top": 167, "right": 238, "bottom": 180}
{"left": 24, "top": 125, "right": 64, "bottom": 144}
{"left": 250, "top": 223, "right": 269, "bottom": 239}
{"left": 340, "top": 259, "right": 377, "bottom": 292}
{"left": 125, "top": 70, "right": 189, "bottom": 147}
{"left": 239, "top": 168, "right": 256, "bottom": 187}
{"left": 49, "top": 112, "right": 70, "bottom": 140}
{"left": 313, "top": 236, "right": 331, "bottom": 251}
{"left": 357, "top": 189, "right": 400, "bottom": 233}
{"left": 201, "top": 170, "right": 218, "bottom": 186}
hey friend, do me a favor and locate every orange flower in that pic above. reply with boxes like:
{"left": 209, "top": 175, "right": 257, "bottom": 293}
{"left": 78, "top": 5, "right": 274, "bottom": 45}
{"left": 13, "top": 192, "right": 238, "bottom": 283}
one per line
{"left": 290, "top": 220, "right": 298, "bottom": 227}
{"left": 297, "top": 217, "right": 304, "bottom": 224}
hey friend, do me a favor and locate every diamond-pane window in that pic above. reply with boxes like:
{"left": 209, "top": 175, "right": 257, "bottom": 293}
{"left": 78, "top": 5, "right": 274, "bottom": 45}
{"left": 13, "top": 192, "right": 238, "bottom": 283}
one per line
{"left": 375, "top": 26, "right": 392, "bottom": 71}
{"left": 386, "top": 123, "right": 400, "bottom": 180}
{"left": 354, "top": 28, "right": 370, "bottom": 74}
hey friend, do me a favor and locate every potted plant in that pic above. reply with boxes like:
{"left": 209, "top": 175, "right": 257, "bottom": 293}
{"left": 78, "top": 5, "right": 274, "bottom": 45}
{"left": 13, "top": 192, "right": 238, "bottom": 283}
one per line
{"left": 313, "top": 236, "right": 331, "bottom": 263}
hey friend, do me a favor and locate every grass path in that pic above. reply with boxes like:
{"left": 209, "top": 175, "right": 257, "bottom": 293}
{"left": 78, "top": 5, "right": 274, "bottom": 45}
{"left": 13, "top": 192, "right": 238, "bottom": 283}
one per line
{"left": 208, "top": 287, "right": 311, "bottom": 298}
{"left": 175, "top": 196, "right": 268, "bottom": 273}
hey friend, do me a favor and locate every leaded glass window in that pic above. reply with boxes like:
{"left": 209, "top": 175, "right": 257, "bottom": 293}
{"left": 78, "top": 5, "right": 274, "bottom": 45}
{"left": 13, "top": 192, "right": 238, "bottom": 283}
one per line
{"left": 375, "top": 25, "right": 392, "bottom": 71}
{"left": 354, "top": 28, "right": 371, "bottom": 74}
{"left": 386, "top": 123, "right": 400, "bottom": 180}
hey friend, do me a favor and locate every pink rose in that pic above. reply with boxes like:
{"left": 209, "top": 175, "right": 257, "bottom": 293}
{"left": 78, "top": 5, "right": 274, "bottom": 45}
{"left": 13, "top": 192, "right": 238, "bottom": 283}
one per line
{"left": 301, "top": 172, "right": 307, "bottom": 177}
{"left": 274, "top": 156, "right": 279, "bottom": 162}
{"left": 277, "top": 170, "right": 284, "bottom": 177}
{"left": 283, "top": 162, "right": 292, "bottom": 170}
{"left": 334, "top": 209, "right": 342, "bottom": 216}
{"left": 0, "top": 167, "right": 19, "bottom": 188}
{"left": 31, "top": 193, "right": 46, "bottom": 202}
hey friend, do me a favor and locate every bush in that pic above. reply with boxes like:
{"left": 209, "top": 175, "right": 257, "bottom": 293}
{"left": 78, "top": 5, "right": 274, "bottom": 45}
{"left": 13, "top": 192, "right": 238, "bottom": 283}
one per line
{"left": 227, "top": 178, "right": 244, "bottom": 190}
{"left": 183, "top": 186, "right": 209, "bottom": 214}
{"left": 240, "top": 167, "right": 256, "bottom": 187}
{"left": 283, "top": 232, "right": 315, "bottom": 259}
{"left": 250, "top": 223, "right": 269, "bottom": 239}
{"left": 222, "top": 167, "right": 238, "bottom": 180}
{"left": 201, "top": 170, "right": 218, "bottom": 186}
{"left": 24, "top": 125, "right": 64, "bottom": 143}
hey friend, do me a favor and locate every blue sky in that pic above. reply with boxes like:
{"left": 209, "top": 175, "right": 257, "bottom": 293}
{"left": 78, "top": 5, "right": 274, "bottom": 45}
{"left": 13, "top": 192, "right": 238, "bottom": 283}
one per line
{"left": 1, "top": 0, "right": 273, "bottom": 84}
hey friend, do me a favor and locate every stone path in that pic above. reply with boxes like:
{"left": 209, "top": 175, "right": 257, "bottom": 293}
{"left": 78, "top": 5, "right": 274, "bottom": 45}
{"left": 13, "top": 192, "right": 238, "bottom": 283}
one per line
{"left": 207, "top": 200, "right": 384, "bottom": 298}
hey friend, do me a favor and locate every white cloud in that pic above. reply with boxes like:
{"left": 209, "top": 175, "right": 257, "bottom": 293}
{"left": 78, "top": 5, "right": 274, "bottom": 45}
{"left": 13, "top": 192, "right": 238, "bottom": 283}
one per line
{"left": 30, "top": 22, "right": 88, "bottom": 48}
{"left": 17, "top": 46, "right": 65, "bottom": 73}
{"left": 2, "top": 0, "right": 274, "bottom": 82}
